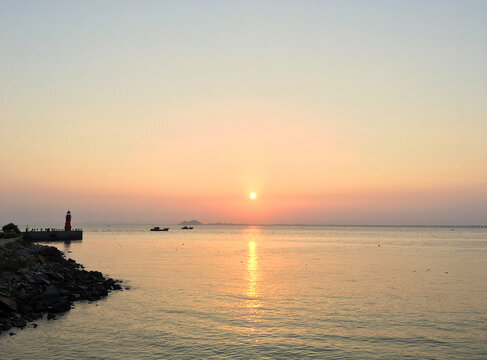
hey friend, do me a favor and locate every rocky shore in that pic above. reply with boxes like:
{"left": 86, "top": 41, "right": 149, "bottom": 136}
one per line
{"left": 0, "top": 239, "right": 123, "bottom": 335}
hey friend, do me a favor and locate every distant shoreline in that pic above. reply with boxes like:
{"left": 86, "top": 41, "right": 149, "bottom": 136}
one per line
{"left": 44, "top": 223, "right": 487, "bottom": 228}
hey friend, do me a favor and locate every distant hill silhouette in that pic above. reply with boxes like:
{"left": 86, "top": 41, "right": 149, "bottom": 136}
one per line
{"left": 179, "top": 219, "right": 203, "bottom": 226}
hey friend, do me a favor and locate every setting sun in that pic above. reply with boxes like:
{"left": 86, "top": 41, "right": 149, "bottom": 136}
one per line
{"left": 250, "top": 193, "right": 257, "bottom": 200}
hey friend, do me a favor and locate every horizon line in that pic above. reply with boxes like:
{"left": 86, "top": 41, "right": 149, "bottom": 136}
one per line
{"left": 19, "top": 223, "right": 487, "bottom": 228}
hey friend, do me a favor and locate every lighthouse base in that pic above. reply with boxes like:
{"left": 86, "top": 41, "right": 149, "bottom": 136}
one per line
{"left": 23, "top": 230, "right": 83, "bottom": 242}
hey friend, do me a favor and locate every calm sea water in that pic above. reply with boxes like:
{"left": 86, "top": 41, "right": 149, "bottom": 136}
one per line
{"left": 2, "top": 226, "right": 487, "bottom": 359}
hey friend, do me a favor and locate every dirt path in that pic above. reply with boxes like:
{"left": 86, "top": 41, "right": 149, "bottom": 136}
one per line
{"left": 0, "top": 237, "right": 20, "bottom": 246}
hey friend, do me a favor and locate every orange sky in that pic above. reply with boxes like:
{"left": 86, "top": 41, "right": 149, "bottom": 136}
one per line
{"left": 1, "top": 2, "right": 487, "bottom": 225}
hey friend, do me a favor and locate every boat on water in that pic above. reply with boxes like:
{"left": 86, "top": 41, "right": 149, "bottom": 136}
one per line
{"left": 181, "top": 226, "right": 193, "bottom": 230}
{"left": 150, "top": 227, "right": 169, "bottom": 231}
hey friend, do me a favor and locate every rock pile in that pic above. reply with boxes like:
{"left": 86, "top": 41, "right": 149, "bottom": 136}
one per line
{"left": 0, "top": 240, "right": 122, "bottom": 335}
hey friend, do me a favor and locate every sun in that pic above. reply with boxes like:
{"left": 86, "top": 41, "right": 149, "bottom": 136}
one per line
{"left": 250, "top": 193, "right": 257, "bottom": 200}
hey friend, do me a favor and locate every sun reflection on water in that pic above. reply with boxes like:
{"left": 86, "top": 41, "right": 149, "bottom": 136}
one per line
{"left": 244, "top": 226, "right": 262, "bottom": 339}
{"left": 246, "top": 239, "right": 259, "bottom": 303}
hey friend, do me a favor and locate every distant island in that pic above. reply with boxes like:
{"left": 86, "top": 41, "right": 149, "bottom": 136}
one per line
{"left": 178, "top": 219, "right": 203, "bottom": 226}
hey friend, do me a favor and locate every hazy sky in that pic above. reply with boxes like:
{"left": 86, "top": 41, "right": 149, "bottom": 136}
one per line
{"left": 1, "top": 1, "right": 486, "bottom": 225}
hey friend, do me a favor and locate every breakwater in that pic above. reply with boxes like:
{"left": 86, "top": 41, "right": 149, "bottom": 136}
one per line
{"left": 0, "top": 239, "right": 122, "bottom": 335}
{"left": 24, "top": 229, "right": 83, "bottom": 241}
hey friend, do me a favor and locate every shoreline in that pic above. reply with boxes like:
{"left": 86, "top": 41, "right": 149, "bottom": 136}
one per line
{"left": 0, "top": 238, "right": 123, "bottom": 336}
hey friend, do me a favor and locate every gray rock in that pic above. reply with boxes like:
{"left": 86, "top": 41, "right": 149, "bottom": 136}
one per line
{"left": 17, "top": 268, "right": 30, "bottom": 276}
{"left": 11, "top": 318, "right": 26, "bottom": 328}
{"left": 40, "top": 285, "right": 61, "bottom": 305}
{"left": 0, "top": 296, "right": 17, "bottom": 312}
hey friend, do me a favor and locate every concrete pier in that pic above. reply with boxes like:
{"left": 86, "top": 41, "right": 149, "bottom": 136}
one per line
{"left": 23, "top": 230, "right": 83, "bottom": 241}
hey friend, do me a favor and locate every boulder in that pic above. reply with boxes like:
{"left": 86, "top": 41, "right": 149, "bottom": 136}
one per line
{"left": 48, "top": 298, "right": 71, "bottom": 313}
{"left": 0, "top": 296, "right": 17, "bottom": 312}
{"left": 11, "top": 318, "right": 26, "bottom": 328}
{"left": 40, "top": 285, "right": 61, "bottom": 306}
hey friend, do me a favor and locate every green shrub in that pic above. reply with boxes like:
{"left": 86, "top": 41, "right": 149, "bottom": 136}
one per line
{"left": 2, "top": 232, "right": 20, "bottom": 239}
{"left": 2, "top": 223, "right": 20, "bottom": 234}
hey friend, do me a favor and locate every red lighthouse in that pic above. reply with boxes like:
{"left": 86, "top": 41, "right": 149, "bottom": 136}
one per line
{"left": 65, "top": 211, "right": 72, "bottom": 231}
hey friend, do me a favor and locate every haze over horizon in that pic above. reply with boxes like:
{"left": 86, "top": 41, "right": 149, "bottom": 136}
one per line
{"left": 1, "top": 1, "right": 487, "bottom": 226}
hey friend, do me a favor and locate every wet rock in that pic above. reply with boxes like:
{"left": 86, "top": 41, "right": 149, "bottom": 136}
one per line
{"left": 48, "top": 298, "right": 71, "bottom": 313}
{"left": 11, "top": 318, "right": 26, "bottom": 328}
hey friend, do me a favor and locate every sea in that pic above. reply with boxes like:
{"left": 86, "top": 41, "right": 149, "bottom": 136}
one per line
{"left": 1, "top": 225, "right": 486, "bottom": 359}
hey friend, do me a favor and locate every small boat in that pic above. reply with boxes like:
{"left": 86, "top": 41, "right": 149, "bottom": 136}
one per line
{"left": 181, "top": 226, "right": 193, "bottom": 230}
{"left": 150, "top": 227, "right": 169, "bottom": 231}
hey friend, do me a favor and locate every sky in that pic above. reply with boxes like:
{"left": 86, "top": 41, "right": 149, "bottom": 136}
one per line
{"left": 1, "top": 0, "right": 487, "bottom": 225}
